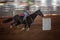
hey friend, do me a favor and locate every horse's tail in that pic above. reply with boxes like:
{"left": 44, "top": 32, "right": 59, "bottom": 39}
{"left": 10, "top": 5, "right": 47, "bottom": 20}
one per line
{"left": 3, "top": 18, "right": 13, "bottom": 23}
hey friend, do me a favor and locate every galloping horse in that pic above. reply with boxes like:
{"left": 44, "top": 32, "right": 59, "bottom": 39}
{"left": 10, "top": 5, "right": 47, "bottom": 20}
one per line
{"left": 3, "top": 9, "right": 44, "bottom": 31}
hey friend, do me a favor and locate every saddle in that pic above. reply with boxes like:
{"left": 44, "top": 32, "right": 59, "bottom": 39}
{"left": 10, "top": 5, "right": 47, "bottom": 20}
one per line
{"left": 18, "top": 14, "right": 33, "bottom": 23}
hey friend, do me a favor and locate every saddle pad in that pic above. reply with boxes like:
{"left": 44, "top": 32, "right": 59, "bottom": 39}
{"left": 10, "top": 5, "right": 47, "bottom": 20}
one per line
{"left": 18, "top": 13, "right": 24, "bottom": 16}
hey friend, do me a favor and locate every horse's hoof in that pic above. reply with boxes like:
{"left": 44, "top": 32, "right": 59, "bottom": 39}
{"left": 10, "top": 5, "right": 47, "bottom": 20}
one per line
{"left": 26, "top": 28, "right": 30, "bottom": 31}
{"left": 20, "top": 28, "right": 25, "bottom": 31}
{"left": 10, "top": 26, "right": 13, "bottom": 28}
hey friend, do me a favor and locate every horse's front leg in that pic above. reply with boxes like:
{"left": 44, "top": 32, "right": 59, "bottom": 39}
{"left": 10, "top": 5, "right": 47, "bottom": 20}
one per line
{"left": 20, "top": 24, "right": 27, "bottom": 31}
{"left": 26, "top": 24, "right": 31, "bottom": 31}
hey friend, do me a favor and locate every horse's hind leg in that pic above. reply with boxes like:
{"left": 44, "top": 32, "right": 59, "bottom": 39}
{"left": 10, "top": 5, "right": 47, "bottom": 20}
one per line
{"left": 10, "top": 22, "right": 16, "bottom": 28}
{"left": 14, "top": 22, "right": 20, "bottom": 28}
{"left": 10, "top": 20, "right": 17, "bottom": 28}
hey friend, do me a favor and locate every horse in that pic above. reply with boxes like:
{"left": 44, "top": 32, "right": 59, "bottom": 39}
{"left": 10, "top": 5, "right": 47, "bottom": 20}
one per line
{"left": 3, "top": 9, "right": 44, "bottom": 31}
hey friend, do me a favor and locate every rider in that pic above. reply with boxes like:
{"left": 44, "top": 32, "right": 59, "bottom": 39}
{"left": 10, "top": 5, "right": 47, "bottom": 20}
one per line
{"left": 18, "top": 6, "right": 30, "bottom": 23}
{"left": 23, "top": 6, "right": 30, "bottom": 21}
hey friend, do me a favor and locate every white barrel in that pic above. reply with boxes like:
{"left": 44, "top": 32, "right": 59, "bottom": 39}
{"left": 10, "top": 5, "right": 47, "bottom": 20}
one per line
{"left": 42, "top": 18, "right": 51, "bottom": 30}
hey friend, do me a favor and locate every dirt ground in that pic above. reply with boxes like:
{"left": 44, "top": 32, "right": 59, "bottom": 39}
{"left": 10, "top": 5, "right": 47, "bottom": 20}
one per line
{"left": 0, "top": 15, "right": 60, "bottom": 40}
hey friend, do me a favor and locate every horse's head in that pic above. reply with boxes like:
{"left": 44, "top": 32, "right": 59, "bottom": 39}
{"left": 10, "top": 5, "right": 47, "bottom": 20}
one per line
{"left": 35, "top": 9, "right": 44, "bottom": 17}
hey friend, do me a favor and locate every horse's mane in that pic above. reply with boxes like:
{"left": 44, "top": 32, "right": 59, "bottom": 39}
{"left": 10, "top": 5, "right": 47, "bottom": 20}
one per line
{"left": 32, "top": 9, "right": 40, "bottom": 14}
{"left": 30, "top": 9, "right": 40, "bottom": 16}
{"left": 26, "top": 9, "right": 40, "bottom": 20}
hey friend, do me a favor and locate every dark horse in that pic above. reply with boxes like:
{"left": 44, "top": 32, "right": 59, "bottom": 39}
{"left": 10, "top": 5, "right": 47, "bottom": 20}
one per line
{"left": 3, "top": 9, "right": 44, "bottom": 31}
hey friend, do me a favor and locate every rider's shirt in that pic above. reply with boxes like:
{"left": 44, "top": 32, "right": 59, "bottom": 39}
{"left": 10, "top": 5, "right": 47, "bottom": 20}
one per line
{"left": 23, "top": 10, "right": 29, "bottom": 20}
